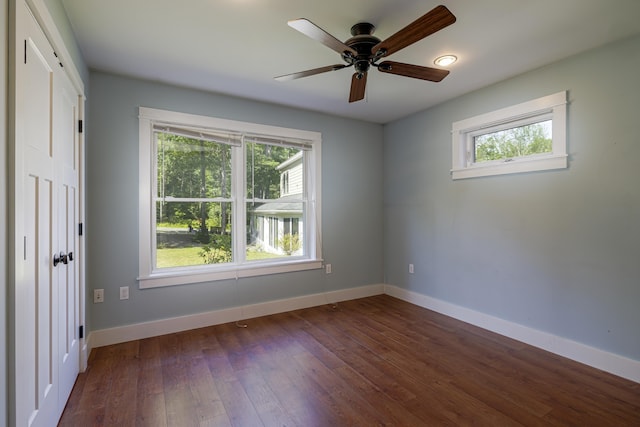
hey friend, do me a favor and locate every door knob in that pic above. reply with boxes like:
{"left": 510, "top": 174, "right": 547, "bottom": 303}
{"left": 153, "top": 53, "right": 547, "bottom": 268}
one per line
{"left": 53, "top": 251, "right": 74, "bottom": 267}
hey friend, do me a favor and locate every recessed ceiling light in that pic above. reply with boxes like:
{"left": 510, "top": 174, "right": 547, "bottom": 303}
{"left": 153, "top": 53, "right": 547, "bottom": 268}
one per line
{"left": 434, "top": 55, "right": 457, "bottom": 67}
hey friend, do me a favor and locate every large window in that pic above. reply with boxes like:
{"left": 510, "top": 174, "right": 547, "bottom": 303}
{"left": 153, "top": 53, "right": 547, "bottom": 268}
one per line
{"left": 139, "top": 107, "right": 322, "bottom": 288}
{"left": 451, "top": 91, "right": 567, "bottom": 180}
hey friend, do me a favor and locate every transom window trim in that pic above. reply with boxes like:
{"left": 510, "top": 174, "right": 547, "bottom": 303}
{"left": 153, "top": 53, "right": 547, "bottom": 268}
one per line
{"left": 451, "top": 91, "right": 568, "bottom": 180}
{"left": 138, "top": 107, "right": 322, "bottom": 288}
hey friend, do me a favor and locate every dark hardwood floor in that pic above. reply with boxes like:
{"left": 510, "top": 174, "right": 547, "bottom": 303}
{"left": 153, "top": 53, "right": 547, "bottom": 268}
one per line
{"left": 59, "top": 295, "right": 640, "bottom": 426}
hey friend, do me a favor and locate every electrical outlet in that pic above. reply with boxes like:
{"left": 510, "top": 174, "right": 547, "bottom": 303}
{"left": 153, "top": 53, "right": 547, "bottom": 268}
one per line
{"left": 325, "top": 264, "right": 332, "bottom": 274}
{"left": 409, "top": 264, "right": 414, "bottom": 274}
{"left": 94, "top": 289, "right": 104, "bottom": 303}
{"left": 119, "top": 286, "right": 129, "bottom": 300}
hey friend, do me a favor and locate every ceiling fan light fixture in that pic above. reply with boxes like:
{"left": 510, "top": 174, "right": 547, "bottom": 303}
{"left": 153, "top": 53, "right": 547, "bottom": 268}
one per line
{"left": 434, "top": 54, "right": 457, "bottom": 67}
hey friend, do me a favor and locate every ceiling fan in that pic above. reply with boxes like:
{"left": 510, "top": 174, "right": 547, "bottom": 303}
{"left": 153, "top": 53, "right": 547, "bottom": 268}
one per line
{"left": 275, "top": 5, "right": 456, "bottom": 103}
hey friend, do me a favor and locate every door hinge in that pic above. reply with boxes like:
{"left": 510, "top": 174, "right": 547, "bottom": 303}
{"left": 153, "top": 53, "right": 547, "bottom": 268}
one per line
{"left": 53, "top": 51, "right": 63, "bottom": 68}
{"left": 79, "top": 325, "right": 84, "bottom": 339}
{"left": 24, "top": 40, "right": 27, "bottom": 64}
{"left": 78, "top": 119, "right": 83, "bottom": 133}
{"left": 78, "top": 222, "right": 83, "bottom": 236}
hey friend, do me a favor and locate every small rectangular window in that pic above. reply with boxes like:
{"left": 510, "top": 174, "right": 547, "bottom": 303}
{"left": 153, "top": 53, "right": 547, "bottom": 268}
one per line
{"left": 473, "top": 119, "right": 552, "bottom": 163}
{"left": 451, "top": 91, "right": 567, "bottom": 179}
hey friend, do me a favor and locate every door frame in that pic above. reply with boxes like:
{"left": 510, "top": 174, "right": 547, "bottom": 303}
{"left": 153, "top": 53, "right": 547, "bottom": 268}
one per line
{"left": 22, "top": 0, "right": 88, "bottom": 368}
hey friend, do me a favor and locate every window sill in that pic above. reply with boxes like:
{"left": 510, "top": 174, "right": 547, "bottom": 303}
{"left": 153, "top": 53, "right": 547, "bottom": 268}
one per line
{"left": 138, "top": 259, "right": 323, "bottom": 289}
{"left": 451, "top": 153, "right": 567, "bottom": 180}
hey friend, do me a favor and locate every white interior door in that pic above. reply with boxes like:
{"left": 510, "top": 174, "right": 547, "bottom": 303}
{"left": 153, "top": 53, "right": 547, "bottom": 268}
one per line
{"left": 54, "top": 61, "right": 81, "bottom": 413}
{"left": 14, "top": 1, "right": 81, "bottom": 425}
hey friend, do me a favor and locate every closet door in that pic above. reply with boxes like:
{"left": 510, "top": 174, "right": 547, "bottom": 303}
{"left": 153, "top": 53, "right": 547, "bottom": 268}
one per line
{"left": 54, "top": 58, "right": 81, "bottom": 414}
{"left": 14, "top": 1, "right": 81, "bottom": 425}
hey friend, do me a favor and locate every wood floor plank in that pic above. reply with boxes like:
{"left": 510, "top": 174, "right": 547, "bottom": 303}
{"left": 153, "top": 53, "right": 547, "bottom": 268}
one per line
{"left": 344, "top": 301, "right": 556, "bottom": 420}
{"left": 241, "top": 328, "right": 338, "bottom": 426}
{"left": 102, "top": 357, "right": 139, "bottom": 427}
{"left": 134, "top": 388, "right": 167, "bottom": 427}
{"left": 349, "top": 298, "right": 571, "bottom": 416}
{"left": 186, "top": 356, "right": 230, "bottom": 426}
{"left": 234, "top": 363, "right": 297, "bottom": 426}
{"left": 331, "top": 364, "right": 430, "bottom": 426}
{"left": 290, "top": 306, "right": 522, "bottom": 425}
{"left": 60, "top": 295, "right": 640, "bottom": 426}
{"left": 329, "top": 306, "right": 541, "bottom": 425}
{"left": 59, "top": 351, "right": 111, "bottom": 426}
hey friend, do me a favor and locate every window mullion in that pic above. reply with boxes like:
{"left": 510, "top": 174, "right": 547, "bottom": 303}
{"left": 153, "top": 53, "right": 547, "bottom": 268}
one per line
{"left": 304, "top": 151, "right": 314, "bottom": 259}
{"left": 233, "top": 144, "right": 245, "bottom": 264}
{"left": 150, "top": 134, "right": 156, "bottom": 268}
{"left": 153, "top": 197, "right": 233, "bottom": 203}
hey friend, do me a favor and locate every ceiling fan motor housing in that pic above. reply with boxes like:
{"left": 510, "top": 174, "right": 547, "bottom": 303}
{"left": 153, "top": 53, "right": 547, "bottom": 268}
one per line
{"left": 344, "top": 22, "right": 381, "bottom": 75}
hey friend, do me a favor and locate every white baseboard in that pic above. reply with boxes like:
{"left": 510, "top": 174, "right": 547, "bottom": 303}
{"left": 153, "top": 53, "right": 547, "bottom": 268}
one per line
{"left": 384, "top": 284, "right": 640, "bottom": 384}
{"left": 80, "top": 340, "right": 89, "bottom": 372}
{"left": 87, "top": 284, "right": 384, "bottom": 350}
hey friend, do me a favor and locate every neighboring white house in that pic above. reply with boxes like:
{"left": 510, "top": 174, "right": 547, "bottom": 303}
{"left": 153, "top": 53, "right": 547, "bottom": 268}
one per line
{"left": 250, "top": 152, "right": 304, "bottom": 255}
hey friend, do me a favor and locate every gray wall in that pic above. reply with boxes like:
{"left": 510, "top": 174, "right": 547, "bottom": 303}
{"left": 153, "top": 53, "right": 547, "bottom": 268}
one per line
{"left": 383, "top": 34, "right": 640, "bottom": 361}
{"left": 87, "top": 72, "right": 384, "bottom": 331}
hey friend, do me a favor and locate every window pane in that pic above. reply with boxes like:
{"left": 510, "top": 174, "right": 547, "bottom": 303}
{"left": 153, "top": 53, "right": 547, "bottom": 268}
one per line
{"left": 156, "top": 201, "right": 232, "bottom": 268}
{"left": 246, "top": 143, "right": 304, "bottom": 260}
{"left": 156, "top": 132, "right": 232, "bottom": 199}
{"left": 246, "top": 143, "right": 303, "bottom": 199}
{"left": 474, "top": 119, "right": 552, "bottom": 163}
{"left": 246, "top": 203, "right": 304, "bottom": 260}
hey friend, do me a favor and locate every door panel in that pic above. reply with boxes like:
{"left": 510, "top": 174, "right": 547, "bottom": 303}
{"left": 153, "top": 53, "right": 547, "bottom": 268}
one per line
{"left": 16, "top": 5, "right": 58, "bottom": 424}
{"left": 17, "top": 174, "right": 56, "bottom": 426}
{"left": 55, "top": 72, "right": 80, "bottom": 405}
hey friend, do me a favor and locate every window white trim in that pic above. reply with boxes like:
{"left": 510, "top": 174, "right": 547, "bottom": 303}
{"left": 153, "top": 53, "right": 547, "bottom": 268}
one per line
{"left": 138, "top": 107, "right": 322, "bottom": 288}
{"left": 451, "top": 91, "right": 568, "bottom": 180}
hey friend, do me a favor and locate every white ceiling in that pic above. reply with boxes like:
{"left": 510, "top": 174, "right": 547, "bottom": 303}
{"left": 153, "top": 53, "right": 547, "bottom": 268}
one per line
{"left": 61, "top": 0, "right": 640, "bottom": 124}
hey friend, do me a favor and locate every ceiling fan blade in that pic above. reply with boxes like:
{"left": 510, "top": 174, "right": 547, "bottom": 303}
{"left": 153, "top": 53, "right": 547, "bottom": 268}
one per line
{"left": 378, "top": 61, "right": 449, "bottom": 82}
{"left": 372, "top": 5, "right": 456, "bottom": 58}
{"left": 349, "top": 72, "right": 367, "bottom": 103}
{"left": 288, "top": 18, "right": 358, "bottom": 57}
{"left": 275, "top": 64, "right": 349, "bottom": 82}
